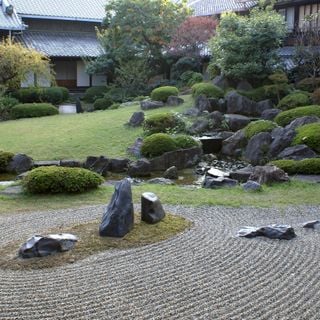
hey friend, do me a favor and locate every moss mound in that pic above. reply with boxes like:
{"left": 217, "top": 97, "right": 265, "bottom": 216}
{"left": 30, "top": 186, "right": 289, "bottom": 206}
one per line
{"left": 82, "top": 86, "right": 108, "bottom": 103}
{"left": 174, "top": 135, "right": 200, "bottom": 149}
{"left": 93, "top": 97, "right": 114, "bottom": 110}
{"left": 191, "top": 82, "right": 224, "bottom": 99}
{"left": 293, "top": 123, "right": 320, "bottom": 153}
{"left": 274, "top": 105, "right": 320, "bottom": 127}
{"left": 270, "top": 159, "right": 320, "bottom": 175}
{"left": 141, "top": 133, "right": 177, "bottom": 158}
{"left": 150, "top": 86, "right": 179, "bottom": 102}
{"left": 277, "top": 92, "right": 311, "bottom": 111}
{"left": 0, "top": 151, "right": 14, "bottom": 172}
{"left": 244, "top": 120, "right": 278, "bottom": 139}
{"left": 23, "top": 166, "right": 104, "bottom": 194}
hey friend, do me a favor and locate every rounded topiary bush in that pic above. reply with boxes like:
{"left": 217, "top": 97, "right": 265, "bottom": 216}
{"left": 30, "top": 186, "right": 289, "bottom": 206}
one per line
{"left": 41, "top": 87, "right": 69, "bottom": 105}
{"left": 0, "top": 151, "right": 14, "bottom": 172}
{"left": 141, "top": 133, "right": 177, "bottom": 158}
{"left": 293, "top": 122, "right": 320, "bottom": 153}
{"left": 93, "top": 97, "right": 114, "bottom": 110}
{"left": 82, "top": 86, "right": 108, "bottom": 103}
{"left": 143, "top": 112, "right": 185, "bottom": 135}
{"left": 244, "top": 120, "right": 278, "bottom": 139}
{"left": 277, "top": 92, "right": 311, "bottom": 111}
{"left": 191, "top": 82, "right": 224, "bottom": 99}
{"left": 23, "top": 166, "right": 104, "bottom": 194}
{"left": 150, "top": 86, "right": 179, "bottom": 102}
{"left": 174, "top": 135, "right": 200, "bottom": 149}
{"left": 11, "top": 103, "right": 58, "bottom": 119}
{"left": 274, "top": 105, "right": 320, "bottom": 127}
{"left": 270, "top": 159, "right": 320, "bottom": 175}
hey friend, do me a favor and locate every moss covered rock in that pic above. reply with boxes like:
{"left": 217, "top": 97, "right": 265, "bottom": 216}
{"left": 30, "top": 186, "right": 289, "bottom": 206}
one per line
{"left": 277, "top": 92, "right": 311, "bottom": 111}
{"left": 191, "top": 82, "right": 224, "bottom": 99}
{"left": 293, "top": 122, "right": 320, "bottom": 153}
{"left": 244, "top": 120, "right": 278, "bottom": 139}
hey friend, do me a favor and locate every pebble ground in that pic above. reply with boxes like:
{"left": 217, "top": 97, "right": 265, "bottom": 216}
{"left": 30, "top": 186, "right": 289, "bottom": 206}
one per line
{"left": 1, "top": 204, "right": 320, "bottom": 319}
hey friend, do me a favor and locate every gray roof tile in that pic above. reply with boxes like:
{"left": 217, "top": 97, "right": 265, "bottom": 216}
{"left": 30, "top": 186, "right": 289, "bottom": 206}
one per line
{"left": 0, "top": 0, "right": 24, "bottom": 30}
{"left": 17, "top": 31, "right": 103, "bottom": 57}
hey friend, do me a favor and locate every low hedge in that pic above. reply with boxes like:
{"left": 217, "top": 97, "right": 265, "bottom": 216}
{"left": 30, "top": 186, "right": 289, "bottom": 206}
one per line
{"left": 23, "top": 166, "right": 104, "bottom": 194}
{"left": 82, "top": 86, "right": 108, "bottom": 103}
{"left": 174, "top": 135, "right": 200, "bottom": 149}
{"left": 293, "top": 123, "right": 320, "bottom": 153}
{"left": 14, "top": 87, "right": 42, "bottom": 103}
{"left": 141, "top": 133, "right": 177, "bottom": 158}
{"left": 277, "top": 92, "right": 311, "bottom": 111}
{"left": 244, "top": 120, "right": 278, "bottom": 139}
{"left": 14, "top": 87, "right": 69, "bottom": 104}
{"left": 191, "top": 82, "right": 224, "bottom": 99}
{"left": 270, "top": 159, "right": 320, "bottom": 175}
{"left": 150, "top": 86, "right": 179, "bottom": 102}
{"left": 0, "top": 151, "right": 14, "bottom": 172}
{"left": 93, "top": 97, "right": 114, "bottom": 110}
{"left": 11, "top": 103, "right": 58, "bottom": 119}
{"left": 274, "top": 105, "right": 320, "bottom": 127}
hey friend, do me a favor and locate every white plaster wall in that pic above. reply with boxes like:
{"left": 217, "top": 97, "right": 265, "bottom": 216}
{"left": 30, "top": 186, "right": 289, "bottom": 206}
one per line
{"left": 77, "top": 60, "right": 90, "bottom": 87}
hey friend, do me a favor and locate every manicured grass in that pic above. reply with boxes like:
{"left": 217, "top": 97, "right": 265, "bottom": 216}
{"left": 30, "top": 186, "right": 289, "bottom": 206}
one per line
{"left": 0, "top": 180, "right": 319, "bottom": 215}
{"left": 0, "top": 96, "right": 193, "bottom": 161}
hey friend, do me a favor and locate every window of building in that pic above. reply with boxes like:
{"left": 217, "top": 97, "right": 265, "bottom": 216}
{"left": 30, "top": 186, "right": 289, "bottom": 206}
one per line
{"left": 278, "top": 7, "right": 295, "bottom": 31}
{"left": 299, "top": 4, "right": 320, "bottom": 30}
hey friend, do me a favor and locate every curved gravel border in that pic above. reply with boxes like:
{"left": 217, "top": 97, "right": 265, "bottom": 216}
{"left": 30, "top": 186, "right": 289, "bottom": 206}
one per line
{"left": 1, "top": 204, "right": 320, "bottom": 319}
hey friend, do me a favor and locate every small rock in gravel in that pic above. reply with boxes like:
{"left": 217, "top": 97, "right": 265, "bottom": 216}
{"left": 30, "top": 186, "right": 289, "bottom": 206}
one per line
{"left": 303, "top": 220, "right": 320, "bottom": 229}
{"left": 141, "top": 192, "right": 166, "bottom": 224}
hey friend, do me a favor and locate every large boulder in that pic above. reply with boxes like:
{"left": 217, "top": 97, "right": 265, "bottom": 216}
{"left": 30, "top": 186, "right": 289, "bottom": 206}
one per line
{"left": 208, "top": 110, "right": 225, "bottom": 129}
{"left": 84, "top": 156, "right": 109, "bottom": 176}
{"left": 208, "top": 98, "right": 227, "bottom": 113}
{"left": 225, "top": 114, "right": 251, "bottom": 132}
{"left": 128, "top": 158, "right": 151, "bottom": 177}
{"left": 257, "top": 100, "right": 274, "bottom": 115}
{"left": 261, "top": 108, "right": 281, "bottom": 121}
{"left": 195, "top": 95, "right": 211, "bottom": 113}
{"left": 99, "top": 179, "right": 134, "bottom": 237}
{"left": 249, "top": 165, "right": 289, "bottom": 185}
{"left": 127, "top": 111, "right": 145, "bottom": 127}
{"left": 220, "top": 130, "right": 247, "bottom": 158}
{"left": 163, "top": 166, "right": 178, "bottom": 179}
{"left": 277, "top": 144, "right": 317, "bottom": 160}
{"left": 141, "top": 192, "right": 166, "bottom": 224}
{"left": 237, "top": 225, "right": 296, "bottom": 240}
{"left": 225, "top": 91, "right": 259, "bottom": 116}
{"left": 109, "top": 158, "right": 130, "bottom": 173}
{"left": 19, "top": 234, "right": 78, "bottom": 258}
{"left": 167, "top": 96, "right": 184, "bottom": 106}
{"left": 140, "top": 100, "right": 164, "bottom": 110}
{"left": 242, "top": 180, "right": 262, "bottom": 192}
{"left": 268, "top": 127, "right": 296, "bottom": 158}
{"left": 285, "top": 116, "right": 320, "bottom": 131}
{"left": 229, "top": 166, "right": 254, "bottom": 183}
{"left": 6, "top": 154, "right": 33, "bottom": 174}
{"left": 187, "top": 119, "right": 210, "bottom": 135}
{"left": 244, "top": 132, "right": 272, "bottom": 165}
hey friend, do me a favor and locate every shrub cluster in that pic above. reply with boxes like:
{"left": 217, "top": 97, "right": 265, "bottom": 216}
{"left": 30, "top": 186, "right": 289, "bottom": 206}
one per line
{"left": 180, "top": 71, "right": 203, "bottom": 87}
{"left": 244, "top": 120, "right": 278, "bottom": 139}
{"left": 23, "top": 166, "right": 104, "bottom": 194}
{"left": 274, "top": 105, "right": 320, "bottom": 127}
{"left": 150, "top": 86, "right": 179, "bottom": 102}
{"left": 0, "top": 151, "right": 14, "bottom": 172}
{"left": 82, "top": 86, "right": 108, "bottom": 103}
{"left": 296, "top": 78, "right": 320, "bottom": 92}
{"left": 293, "top": 123, "right": 320, "bottom": 153}
{"left": 93, "top": 96, "right": 114, "bottom": 110}
{"left": 270, "top": 159, "right": 320, "bottom": 175}
{"left": 191, "top": 82, "right": 224, "bottom": 99}
{"left": 141, "top": 133, "right": 177, "bottom": 157}
{"left": 277, "top": 92, "right": 311, "bottom": 111}
{"left": 0, "top": 96, "right": 19, "bottom": 120}
{"left": 11, "top": 103, "right": 58, "bottom": 119}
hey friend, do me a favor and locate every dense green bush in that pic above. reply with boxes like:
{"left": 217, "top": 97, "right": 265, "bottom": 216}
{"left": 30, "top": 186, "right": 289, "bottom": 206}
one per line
{"left": 296, "top": 78, "right": 320, "bottom": 92}
{"left": 11, "top": 103, "right": 58, "bottom": 119}
{"left": 180, "top": 71, "right": 203, "bottom": 87}
{"left": 82, "top": 86, "right": 108, "bottom": 103}
{"left": 293, "top": 123, "right": 320, "bottom": 153}
{"left": 150, "top": 86, "right": 179, "bottom": 102}
{"left": 93, "top": 96, "right": 114, "bottom": 110}
{"left": 244, "top": 120, "right": 278, "bottom": 139}
{"left": 41, "top": 87, "right": 69, "bottom": 105}
{"left": 0, "top": 96, "right": 19, "bottom": 120}
{"left": 191, "top": 82, "right": 224, "bottom": 99}
{"left": 141, "top": 133, "right": 177, "bottom": 158}
{"left": 171, "top": 57, "right": 201, "bottom": 80}
{"left": 277, "top": 92, "right": 311, "bottom": 111}
{"left": 274, "top": 105, "right": 320, "bottom": 127}
{"left": 0, "top": 151, "right": 14, "bottom": 172}
{"left": 174, "top": 135, "right": 200, "bottom": 149}
{"left": 23, "top": 166, "right": 104, "bottom": 194}
{"left": 143, "top": 112, "right": 185, "bottom": 136}
{"left": 270, "top": 159, "right": 320, "bottom": 175}
{"left": 14, "top": 87, "right": 42, "bottom": 103}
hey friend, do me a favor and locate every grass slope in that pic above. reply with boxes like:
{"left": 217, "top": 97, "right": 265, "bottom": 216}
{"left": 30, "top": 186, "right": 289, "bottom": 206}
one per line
{"left": 0, "top": 96, "right": 192, "bottom": 160}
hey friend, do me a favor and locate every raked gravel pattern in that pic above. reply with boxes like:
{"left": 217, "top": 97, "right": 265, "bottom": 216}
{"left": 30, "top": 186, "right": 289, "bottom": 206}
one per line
{"left": 1, "top": 204, "right": 320, "bottom": 320}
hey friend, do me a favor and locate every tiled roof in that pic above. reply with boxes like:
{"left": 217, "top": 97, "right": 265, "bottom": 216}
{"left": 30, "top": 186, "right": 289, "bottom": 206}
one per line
{"left": 187, "top": 0, "right": 257, "bottom": 16}
{"left": 16, "top": 31, "right": 103, "bottom": 57}
{"left": 0, "top": 0, "right": 24, "bottom": 30}
{"left": 10, "top": 0, "right": 106, "bottom": 22}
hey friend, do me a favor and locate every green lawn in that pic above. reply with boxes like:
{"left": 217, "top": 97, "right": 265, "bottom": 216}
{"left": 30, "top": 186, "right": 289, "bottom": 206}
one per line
{"left": 0, "top": 96, "right": 193, "bottom": 161}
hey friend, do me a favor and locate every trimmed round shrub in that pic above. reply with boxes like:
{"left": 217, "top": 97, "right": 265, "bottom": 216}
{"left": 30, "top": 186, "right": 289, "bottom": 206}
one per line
{"left": 0, "top": 96, "right": 19, "bottom": 120}
{"left": 244, "top": 120, "right": 278, "bottom": 139}
{"left": 191, "top": 82, "right": 224, "bottom": 99}
{"left": 150, "top": 86, "right": 179, "bottom": 102}
{"left": 297, "top": 78, "right": 320, "bottom": 92}
{"left": 82, "top": 86, "right": 108, "bottom": 103}
{"left": 14, "top": 87, "right": 42, "bottom": 103}
{"left": 174, "top": 135, "right": 200, "bottom": 149}
{"left": 11, "top": 103, "right": 58, "bottom": 119}
{"left": 270, "top": 159, "right": 320, "bottom": 175}
{"left": 143, "top": 112, "right": 185, "bottom": 136}
{"left": 141, "top": 133, "right": 177, "bottom": 158}
{"left": 93, "top": 97, "right": 114, "bottom": 110}
{"left": 41, "top": 87, "right": 69, "bottom": 105}
{"left": 23, "top": 166, "right": 104, "bottom": 194}
{"left": 274, "top": 105, "right": 320, "bottom": 127}
{"left": 293, "top": 122, "right": 320, "bottom": 153}
{"left": 0, "top": 151, "right": 14, "bottom": 172}
{"left": 277, "top": 92, "right": 311, "bottom": 111}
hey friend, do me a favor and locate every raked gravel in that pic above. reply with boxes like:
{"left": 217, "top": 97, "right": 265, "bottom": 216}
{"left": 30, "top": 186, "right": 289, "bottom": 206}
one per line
{"left": 1, "top": 204, "right": 320, "bottom": 320}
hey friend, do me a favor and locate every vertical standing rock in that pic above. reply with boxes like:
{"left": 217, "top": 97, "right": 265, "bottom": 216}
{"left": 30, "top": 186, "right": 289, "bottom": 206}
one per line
{"left": 141, "top": 192, "right": 166, "bottom": 224}
{"left": 99, "top": 179, "right": 134, "bottom": 237}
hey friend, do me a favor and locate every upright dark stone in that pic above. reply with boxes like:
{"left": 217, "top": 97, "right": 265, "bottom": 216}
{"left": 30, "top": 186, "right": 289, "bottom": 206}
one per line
{"left": 141, "top": 192, "right": 166, "bottom": 224}
{"left": 268, "top": 127, "right": 296, "bottom": 159}
{"left": 99, "top": 179, "right": 134, "bottom": 237}
{"left": 127, "top": 137, "right": 143, "bottom": 158}
{"left": 244, "top": 132, "right": 272, "bottom": 165}
{"left": 225, "top": 91, "right": 259, "bottom": 116}
{"left": 163, "top": 166, "right": 178, "bottom": 179}
{"left": 220, "top": 130, "right": 247, "bottom": 158}
{"left": 76, "top": 98, "right": 83, "bottom": 113}
{"left": 195, "top": 95, "right": 211, "bottom": 113}
{"left": 6, "top": 154, "right": 34, "bottom": 174}
{"left": 128, "top": 111, "right": 145, "bottom": 127}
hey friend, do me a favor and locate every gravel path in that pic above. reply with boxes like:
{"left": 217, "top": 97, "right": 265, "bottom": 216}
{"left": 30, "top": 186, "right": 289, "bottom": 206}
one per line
{"left": 1, "top": 204, "right": 320, "bottom": 320}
